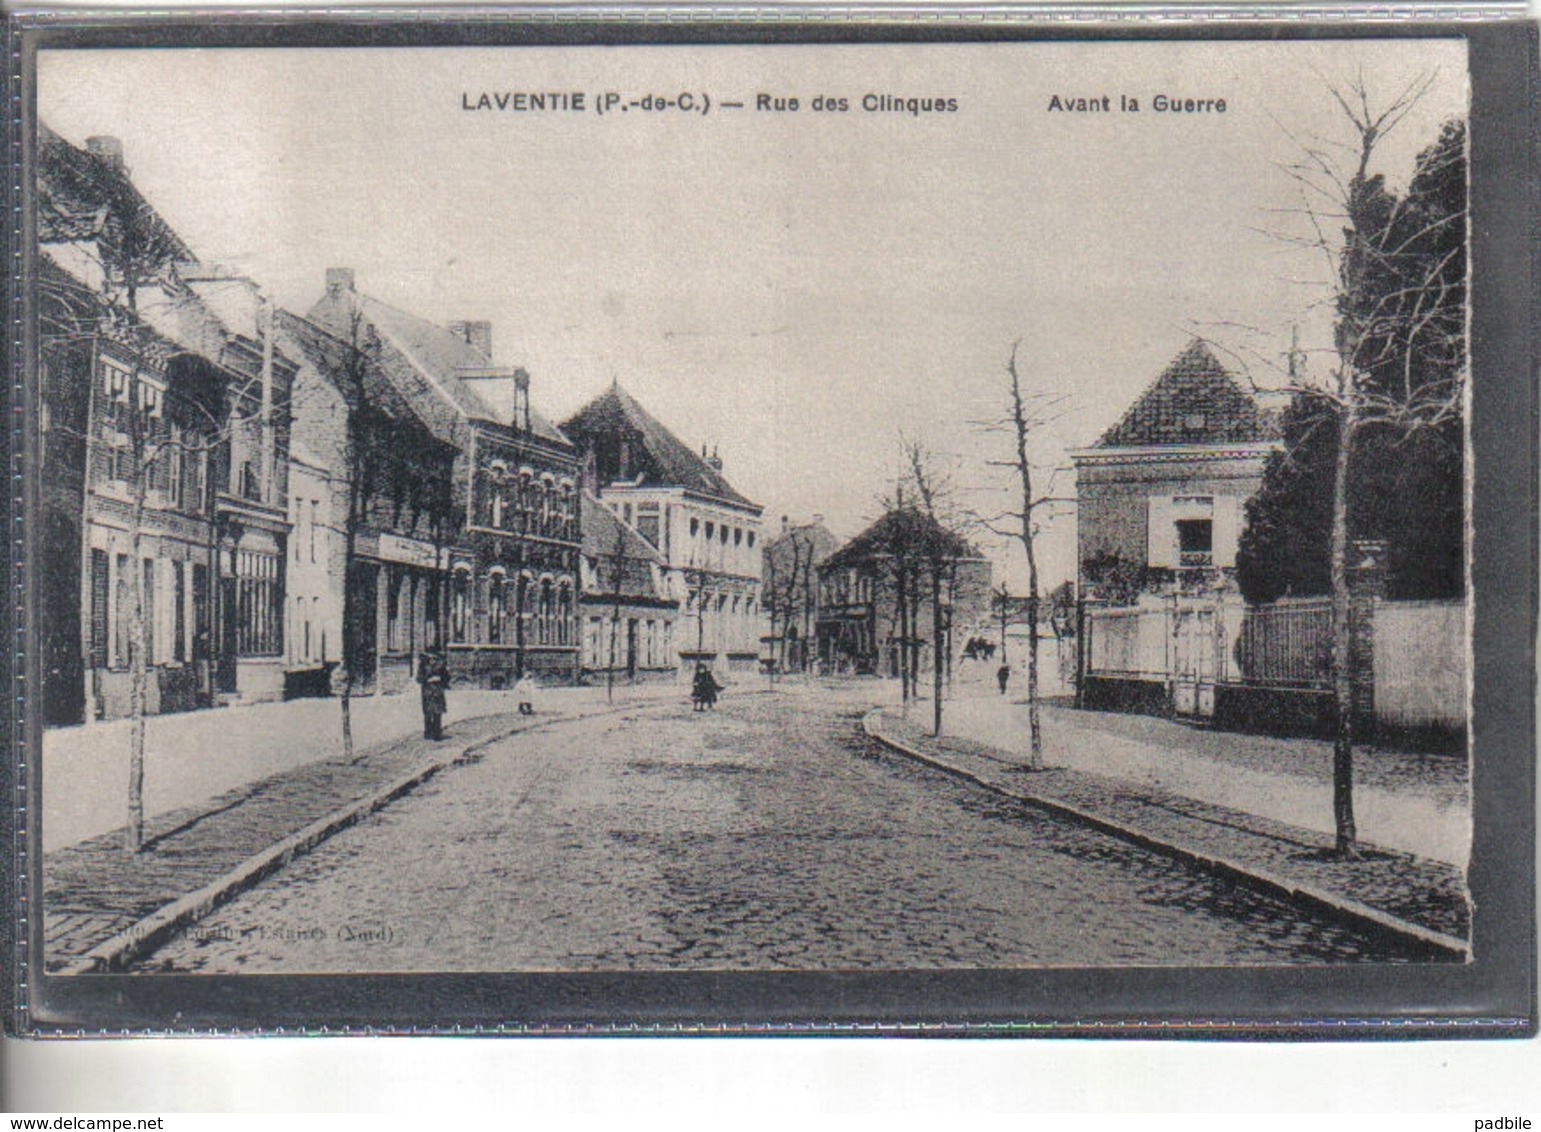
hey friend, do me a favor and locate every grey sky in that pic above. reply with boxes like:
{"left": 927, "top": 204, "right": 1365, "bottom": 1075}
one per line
{"left": 38, "top": 39, "right": 1467, "bottom": 587}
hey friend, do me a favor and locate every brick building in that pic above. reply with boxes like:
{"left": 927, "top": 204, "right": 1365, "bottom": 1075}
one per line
{"left": 306, "top": 272, "right": 582, "bottom": 687}
{"left": 562, "top": 384, "right": 764, "bottom": 675}
{"left": 815, "top": 509, "right": 993, "bottom": 677}
{"left": 1070, "top": 339, "right": 1282, "bottom": 605}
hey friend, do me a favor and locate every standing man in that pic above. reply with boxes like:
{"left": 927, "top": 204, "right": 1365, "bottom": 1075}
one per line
{"left": 418, "top": 648, "right": 449, "bottom": 740}
{"left": 996, "top": 662, "right": 1011, "bottom": 697}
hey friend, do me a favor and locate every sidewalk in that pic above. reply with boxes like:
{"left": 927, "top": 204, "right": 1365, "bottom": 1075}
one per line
{"left": 41, "top": 683, "right": 682, "bottom": 852}
{"left": 41, "top": 684, "right": 684, "bottom": 972}
{"left": 866, "top": 695, "right": 1470, "bottom": 952}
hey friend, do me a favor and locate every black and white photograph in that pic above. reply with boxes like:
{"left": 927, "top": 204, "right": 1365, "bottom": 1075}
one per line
{"left": 14, "top": 22, "right": 1535, "bottom": 1038}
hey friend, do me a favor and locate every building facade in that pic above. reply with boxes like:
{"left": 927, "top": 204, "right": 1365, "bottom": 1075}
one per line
{"left": 306, "top": 272, "right": 582, "bottom": 687}
{"left": 578, "top": 492, "right": 678, "bottom": 681}
{"left": 815, "top": 509, "right": 993, "bottom": 677}
{"left": 38, "top": 128, "right": 297, "bottom": 723}
{"left": 761, "top": 515, "right": 840, "bottom": 673}
{"left": 1070, "top": 339, "right": 1282, "bottom": 606}
{"left": 562, "top": 384, "right": 764, "bottom": 675}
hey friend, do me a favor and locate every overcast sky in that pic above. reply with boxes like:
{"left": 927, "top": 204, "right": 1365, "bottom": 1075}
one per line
{"left": 38, "top": 39, "right": 1467, "bottom": 588}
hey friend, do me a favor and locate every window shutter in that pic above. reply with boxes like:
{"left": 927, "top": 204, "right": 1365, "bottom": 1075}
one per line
{"left": 1146, "top": 496, "right": 1176, "bottom": 568}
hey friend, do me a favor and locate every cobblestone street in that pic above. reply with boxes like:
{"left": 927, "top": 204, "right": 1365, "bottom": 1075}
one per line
{"left": 139, "top": 690, "right": 1420, "bottom": 972}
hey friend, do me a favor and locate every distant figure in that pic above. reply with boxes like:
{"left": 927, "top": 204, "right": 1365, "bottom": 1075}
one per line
{"left": 513, "top": 674, "right": 538, "bottom": 716}
{"left": 418, "top": 649, "right": 449, "bottom": 740}
{"left": 691, "top": 664, "right": 723, "bottom": 712}
{"left": 997, "top": 663, "right": 1011, "bottom": 696}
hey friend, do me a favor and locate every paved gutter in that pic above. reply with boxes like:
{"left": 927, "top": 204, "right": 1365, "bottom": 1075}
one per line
{"left": 48, "top": 699, "right": 681, "bottom": 974}
{"left": 862, "top": 708, "right": 1470, "bottom": 962}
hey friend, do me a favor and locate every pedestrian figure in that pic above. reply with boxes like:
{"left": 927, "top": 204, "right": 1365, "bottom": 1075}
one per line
{"left": 513, "top": 674, "right": 537, "bottom": 716}
{"left": 691, "top": 664, "right": 723, "bottom": 712}
{"left": 997, "top": 663, "right": 1011, "bottom": 696}
{"left": 418, "top": 648, "right": 449, "bottom": 740}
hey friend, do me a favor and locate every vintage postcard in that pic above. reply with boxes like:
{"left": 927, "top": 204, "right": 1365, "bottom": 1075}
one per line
{"left": 13, "top": 17, "right": 1537, "bottom": 1034}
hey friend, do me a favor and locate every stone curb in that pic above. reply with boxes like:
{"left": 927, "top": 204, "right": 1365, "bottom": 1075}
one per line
{"left": 861, "top": 708, "right": 1470, "bottom": 963}
{"left": 62, "top": 700, "right": 680, "bottom": 974}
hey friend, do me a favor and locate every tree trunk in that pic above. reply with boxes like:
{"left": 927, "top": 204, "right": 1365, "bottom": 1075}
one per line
{"left": 1329, "top": 400, "right": 1358, "bottom": 855}
{"left": 931, "top": 566, "right": 944, "bottom": 738}
{"left": 125, "top": 456, "right": 148, "bottom": 851}
{"left": 339, "top": 529, "right": 357, "bottom": 763}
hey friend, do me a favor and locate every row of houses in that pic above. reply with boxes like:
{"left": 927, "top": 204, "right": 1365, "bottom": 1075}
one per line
{"left": 36, "top": 127, "right": 766, "bottom": 726}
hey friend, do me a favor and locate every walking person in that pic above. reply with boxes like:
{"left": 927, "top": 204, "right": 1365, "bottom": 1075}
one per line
{"left": 691, "top": 664, "right": 723, "bottom": 712}
{"left": 513, "top": 673, "right": 538, "bottom": 716}
{"left": 997, "top": 662, "right": 1011, "bottom": 696}
{"left": 418, "top": 648, "right": 449, "bottom": 740}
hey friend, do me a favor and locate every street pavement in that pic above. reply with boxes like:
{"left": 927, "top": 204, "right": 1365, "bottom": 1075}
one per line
{"left": 39, "top": 676, "right": 1468, "bottom": 974}
{"left": 941, "top": 679, "right": 1471, "bottom": 868}
{"left": 130, "top": 690, "right": 1422, "bottom": 972}
{"left": 40, "top": 683, "right": 682, "bottom": 852}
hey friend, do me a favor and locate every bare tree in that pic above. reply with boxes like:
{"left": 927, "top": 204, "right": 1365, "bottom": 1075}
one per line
{"left": 600, "top": 512, "right": 633, "bottom": 703}
{"left": 900, "top": 439, "right": 972, "bottom": 738}
{"left": 971, "top": 346, "right": 1073, "bottom": 771}
{"left": 39, "top": 139, "right": 242, "bottom": 850}
{"left": 1262, "top": 74, "right": 1465, "bottom": 855}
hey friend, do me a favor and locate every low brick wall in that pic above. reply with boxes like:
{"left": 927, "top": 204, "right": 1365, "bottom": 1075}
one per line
{"left": 1212, "top": 683, "right": 1334, "bottom": 739}
{"left": 1080, "top": 675, "right": 1170, "bottom": 718}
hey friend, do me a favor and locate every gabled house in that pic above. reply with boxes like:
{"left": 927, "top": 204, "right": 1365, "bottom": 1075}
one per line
{"left": 305, "top": 271, "right": 582, "bottom": 687}
{"left": 815, "top": 508, "right": 993, "bottom": 677}
{"left": 37, "top": 127, "right": 297, "bottom": 723}
{"left": 761, "top": 515, "right": 840, "bottom": 673}
{"left": 1070, "top": 339, "right": 1282, "bottom": 605}
{"left": 578, "top": 492, "right": 677, "bottom": 681}
{"left": 562, "top": 383, "right": 764, "bottom": 674}
{"left": 275, "top": 308, "right": 460, "bottom": 696}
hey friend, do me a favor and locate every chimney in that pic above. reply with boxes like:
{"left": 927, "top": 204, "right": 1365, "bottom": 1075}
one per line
{"left": 781, "top": 515, "right": 789, "bottom": 534}
{"left": 449, "top": 320, "right": 493, "bottom": 359}
{"left": 85, "top": 136, "right": 124, "bottom": 171}
{"left": 326, "top": 267, "right": 355, "bottom": 297}
{"left": 705, "top": 445, "right": 723, "bottom": 472}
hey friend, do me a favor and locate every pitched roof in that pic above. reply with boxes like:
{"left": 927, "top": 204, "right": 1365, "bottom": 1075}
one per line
{"left": 580, "top": 493, "right": 668, "bottom": 602}
{"left": 764, "top": 519, "right": 841, "bottom": 578}
{"left": 1098, "top": 339, "right": 1279, "bottom": 448}
{"left": 581, "top": 492, "right": 663, "bottom": 564}
{"left": 305, "top": 286, "right": 569, "bottom": 451}
{"left": 823, "top": 508, "right": 982, "bottom": 572}
{"left": 37, "top": 123, "right": 193, "bottom": 263}
{"left": 561, "top": 383, "right": 760, "bottom": 511}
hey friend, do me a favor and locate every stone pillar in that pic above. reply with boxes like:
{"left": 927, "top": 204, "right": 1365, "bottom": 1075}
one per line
{"left": 1348, "top": 539, "right": 1387, "bottom": 732}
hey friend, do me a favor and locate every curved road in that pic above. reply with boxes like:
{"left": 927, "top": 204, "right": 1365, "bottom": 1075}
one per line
{"left": 141, "top": 690, "right": 1413, "bottom": 972}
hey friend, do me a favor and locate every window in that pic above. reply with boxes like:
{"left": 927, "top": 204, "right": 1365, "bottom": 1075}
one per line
{"left": 734, "top": 528, "right": 742, "bottom": 547}
{"left": 386, "top": 569, "right": 404, "bottom": 652}
{"left": 113, "top": 553, "right": 129, "bottom": 668}
{"left": 557, "top": 582, "right": 573, "bottom": 646}
{"left": 451, "top": 567, "right": 472, "bottom": 643}
{"left": 233, "top": 550, "right": 281, "bottom": 657}
{"left": 690, "top": 517, "right": 700, "bottom": 538}
{"left": 636, "top": 503, "right": 660, "bottom": 548}
{"left": 488, "top": 572, "right": 507, "bottom": 644}
{"left": 705, "top": 521, "right": 714, "bottom": 541}
{"left": 173, "top": 562, "right": 186, "bottom": 663}
{"left": 143, "top": 558, "right": 156, "bottom": 664}
{"left": 89, "top": 549, "right": 108, "bottom": 669}
{"left": 1177, "top": 519, "right": 1213, "bottom": 566}
{"left": 747, "top": 531, "right": 755, "bottom": 548}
